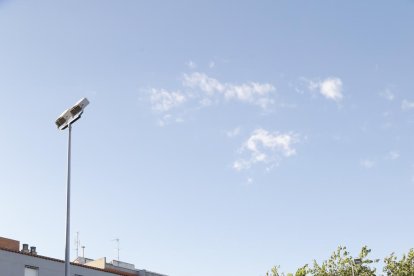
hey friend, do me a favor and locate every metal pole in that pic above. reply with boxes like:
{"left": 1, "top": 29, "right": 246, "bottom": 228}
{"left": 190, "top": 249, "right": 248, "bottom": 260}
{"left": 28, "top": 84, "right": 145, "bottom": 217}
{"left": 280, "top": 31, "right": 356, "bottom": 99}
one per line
{"left": 351, "top": 264, "right": 355, "bottom": 276}
{"left": 65, "top": 123, "right": 72, "bottom": 276}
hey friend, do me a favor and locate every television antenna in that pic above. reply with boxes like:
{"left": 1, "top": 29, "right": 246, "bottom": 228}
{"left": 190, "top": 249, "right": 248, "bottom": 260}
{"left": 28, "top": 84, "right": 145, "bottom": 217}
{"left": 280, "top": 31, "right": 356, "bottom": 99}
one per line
{"left": 74, "top": 232, "right": 81, "bottom": 258}
{"left": 112, "top": 238, "right": 120, "bottom": 261}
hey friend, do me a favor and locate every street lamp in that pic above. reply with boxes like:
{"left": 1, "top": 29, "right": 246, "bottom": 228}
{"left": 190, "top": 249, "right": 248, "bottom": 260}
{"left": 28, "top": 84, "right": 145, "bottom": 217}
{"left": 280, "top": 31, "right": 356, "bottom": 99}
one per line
{"left": 56, "top": 98, "right": 89, "bottom": 276}
{"left": 351, "top": 258, "right": 362, "bottom": 276}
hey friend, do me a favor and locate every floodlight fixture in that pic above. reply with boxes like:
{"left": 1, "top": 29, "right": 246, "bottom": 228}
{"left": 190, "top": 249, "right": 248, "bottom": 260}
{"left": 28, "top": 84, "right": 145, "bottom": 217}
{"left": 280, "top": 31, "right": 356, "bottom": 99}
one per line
{"left": 354, "top": 258, "right": 362, "bottom": 265}
{"left": 55, "top": 98, "right": 89, "bottom": 130}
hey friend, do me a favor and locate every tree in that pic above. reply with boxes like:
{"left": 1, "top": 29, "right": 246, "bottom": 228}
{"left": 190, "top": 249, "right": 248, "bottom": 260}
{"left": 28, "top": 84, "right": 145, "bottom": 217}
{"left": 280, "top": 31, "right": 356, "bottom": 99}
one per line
{"left": 266, "top": 246, "right": 379, "bottom": 276}
{"left": 294, "top": 264, "right": 308, "bottom": 276}
{"left": 308, "top": 246, "right": 378, "bottom": 276}
{"left": 266, "top": 266, "right": 281, "bottom": 276}
{"left": 265, "top": 265, "right": 307, "bottom": 276}
{"left": 383, "top": 248, "right": 414, "bottom": 275}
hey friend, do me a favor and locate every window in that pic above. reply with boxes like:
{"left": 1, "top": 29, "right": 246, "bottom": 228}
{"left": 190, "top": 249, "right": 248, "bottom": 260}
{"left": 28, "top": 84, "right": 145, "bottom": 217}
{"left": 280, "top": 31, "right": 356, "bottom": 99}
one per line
{"left": 24, "top": 266, "right": 38, "bottom": 276}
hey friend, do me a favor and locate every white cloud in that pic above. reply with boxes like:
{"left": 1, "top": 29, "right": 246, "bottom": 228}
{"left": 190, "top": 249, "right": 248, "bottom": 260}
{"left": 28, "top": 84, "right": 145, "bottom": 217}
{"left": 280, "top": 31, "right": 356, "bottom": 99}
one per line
{"left": 233, "top": 128, "right": 299, "bottom": 171}
{"left": 383, "top": 111, "right": 392, "bottom": 117}
{"left": 199, "top": 97, "right": 213, "bottom": 107}
{"left": 245, "top": 129, "right": 297, "bottom": 157}
{"left": 233, "top": 159, "right": 251, "bottom": 171}
{"left": 186, "top": 60, "right": 197, "bottom": 69}
{"left": 148, "top": 70, "right": 277, "bottom": 126}
{"left": 308, "top": 77, "right": 343, "bottom": 102}
{"left": 308, "top": 80, "right": 320, "bottom": 91}
{"left": 225, "top": 82, "right": 274, "bottom": 103}
{"left": 183, "top": 72, "right": 275, "bottom": 108}
{"left": 157, "top": 114, "right": 171, "bottom": 127}
{"left": 360, "top": 159, "right": 375, "bottom": 169}
{"left": 388, "top": 151, "right": 400, "bottom": 160}
{"left": 226, "top": 127, "right": 241, "bottom": 138}
{"left": 380, "top": 89, "right": 395, "bottom": 101}
{"left": 183, "top": 72, "right": 224, "bottom": 95}
{"left": 402, "top": 99, "right": 414, "bottom": 111}
{"left": 156, "top": 114, "right": 185, "bottom": 127}
{"left": 150, "top": 89, "right": 186, "bottom": 112}
{"left": 320, "top": 78, "right": 343, "bottom": 102}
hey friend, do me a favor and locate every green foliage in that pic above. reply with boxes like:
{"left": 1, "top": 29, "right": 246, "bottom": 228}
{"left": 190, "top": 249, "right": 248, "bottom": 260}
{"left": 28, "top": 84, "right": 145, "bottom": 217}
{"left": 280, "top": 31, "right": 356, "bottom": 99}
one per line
{"left": 266, "top": 246, "right": 383, "bottom": 276}
{"left": 265, "top": 265, "right": 302, "bottom": 276}
{"left": 309, "top": 246, "right": 378, "bottom": 276}
{"left": 266, "top": 266, "right": 281, "bottom": 276}
{"left": 383, "top": 248, "right": 414, "bottom": 275}
{"left": 266, "top": 248, "right": 414, "bottom": 276}
{"left": 295, "top": 264, "right": 308, "bottom": 276}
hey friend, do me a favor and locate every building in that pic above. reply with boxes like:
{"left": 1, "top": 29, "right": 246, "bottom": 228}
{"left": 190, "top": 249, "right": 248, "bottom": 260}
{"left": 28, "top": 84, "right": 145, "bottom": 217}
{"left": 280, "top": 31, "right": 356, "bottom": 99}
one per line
{"left": 0, "top": 236, "right": 167, "bottom": 276}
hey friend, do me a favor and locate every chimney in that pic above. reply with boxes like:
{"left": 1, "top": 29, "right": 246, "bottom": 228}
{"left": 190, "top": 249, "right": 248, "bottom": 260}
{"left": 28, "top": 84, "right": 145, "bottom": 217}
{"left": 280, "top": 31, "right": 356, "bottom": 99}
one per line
{"left": 0, "top": 237, "right": 20, "bottom": 251}
{"left": 30, "top": 246, "right": 37, "bottom": 255}
{"left": 21, "top": 244, "right": 30, "bottom": 253}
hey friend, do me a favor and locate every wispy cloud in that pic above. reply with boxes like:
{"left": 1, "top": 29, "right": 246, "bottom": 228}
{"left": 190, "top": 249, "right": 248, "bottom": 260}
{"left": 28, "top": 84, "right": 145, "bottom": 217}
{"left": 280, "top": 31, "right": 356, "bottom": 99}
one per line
{"left": 233, "top": 128, "right": 299, "bottom": 171}
{"left": 388, "top": 150, "right": 400, "bottom": 160}
{"left": 186, "top": 60, "right": 197, "bottom": 69}
{"left": 380, "top": 88, "right": 395, "bottom": 101}
{"left": 183, "top": 72, "right": 275, "bottom": 109}
{"left": 359, "top": 151, "right": 399, "bottom": 169}
{"left": 402, "top": 99, "right": 414, "bottom": 111}
{"left": 360, "top": 159, "right": 375, "bottom": 169}
{"left": 308, "top": 77, "right": 343, "bottom": 102}
{"left": 183, "top": 72, "right": 225, "bottom": 95}
{"left": 150, "top": 89, "right": 186, "bottom": 112}
{"left": 226, "top": 127, "right": 241, "bottom": 138}
{"left": 148, "top": 71, "right": 277, "bottom": 125}
{"left": 156, "top": 113, "right": 185, "bottom": 127}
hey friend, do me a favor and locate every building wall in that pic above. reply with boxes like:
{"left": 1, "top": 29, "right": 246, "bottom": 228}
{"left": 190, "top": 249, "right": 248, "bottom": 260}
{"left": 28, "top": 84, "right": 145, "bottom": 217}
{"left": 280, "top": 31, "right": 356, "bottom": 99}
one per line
{"left": 0, "top": 250, "right": 121, "bottom": 276}
{"left": 136, "top": 270, "right": 167, "bottom": 276}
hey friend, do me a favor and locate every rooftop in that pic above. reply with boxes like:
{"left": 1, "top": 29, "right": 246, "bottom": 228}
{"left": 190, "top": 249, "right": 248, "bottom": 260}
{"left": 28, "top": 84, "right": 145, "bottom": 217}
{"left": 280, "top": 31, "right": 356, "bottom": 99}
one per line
{"left": 0, "top": 236, "right": 167, "bottom": 276}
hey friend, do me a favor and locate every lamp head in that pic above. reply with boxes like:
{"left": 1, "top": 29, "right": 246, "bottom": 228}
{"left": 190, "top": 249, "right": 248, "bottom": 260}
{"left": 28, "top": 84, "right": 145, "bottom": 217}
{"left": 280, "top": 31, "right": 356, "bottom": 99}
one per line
{"left": 55, "top": 98, "right": 89, "bottom": 130}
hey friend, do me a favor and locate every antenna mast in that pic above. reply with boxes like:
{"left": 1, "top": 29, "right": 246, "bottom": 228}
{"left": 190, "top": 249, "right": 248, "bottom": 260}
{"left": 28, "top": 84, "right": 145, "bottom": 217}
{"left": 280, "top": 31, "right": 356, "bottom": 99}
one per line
{"left": 113, "top": 238, "right": 120, "bottom": 261}
{"left": 75, "top": 232, "right": 80, "bottom": 258}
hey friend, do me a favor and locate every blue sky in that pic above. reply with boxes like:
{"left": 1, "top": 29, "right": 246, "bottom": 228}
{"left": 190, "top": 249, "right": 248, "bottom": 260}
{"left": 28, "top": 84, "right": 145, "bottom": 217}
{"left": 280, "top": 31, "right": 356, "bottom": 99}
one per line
{"left": 1, "top": 1, "right": 414, "bottom": 275}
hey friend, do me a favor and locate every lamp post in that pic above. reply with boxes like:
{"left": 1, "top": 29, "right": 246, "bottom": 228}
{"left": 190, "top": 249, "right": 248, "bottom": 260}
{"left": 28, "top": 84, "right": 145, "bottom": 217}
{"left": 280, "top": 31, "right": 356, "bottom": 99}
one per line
{"left": 55, "top": 98, "right": 89, "bottom": 276}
